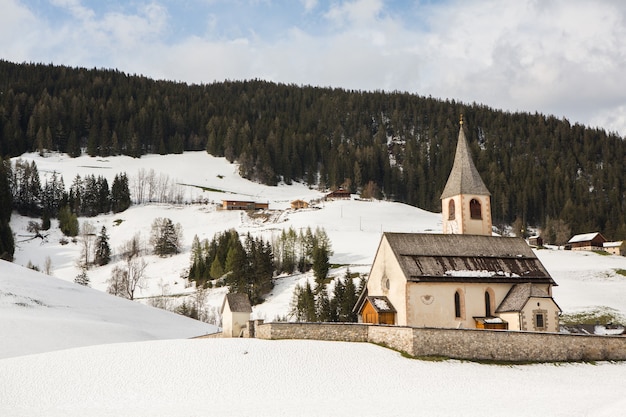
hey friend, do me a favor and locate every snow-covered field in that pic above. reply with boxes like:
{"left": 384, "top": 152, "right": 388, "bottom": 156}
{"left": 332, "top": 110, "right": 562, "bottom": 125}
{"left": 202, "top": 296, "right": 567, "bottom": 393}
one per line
{"left": 3, "top": 151, "right": 626, "bottom": 416}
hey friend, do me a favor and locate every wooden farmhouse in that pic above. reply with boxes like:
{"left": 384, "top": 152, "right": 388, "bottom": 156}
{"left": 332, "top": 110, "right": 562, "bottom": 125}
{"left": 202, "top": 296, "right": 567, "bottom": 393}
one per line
{"left": 603, "top": 241, "right": 624, "bottom": 256}
{"left": 356, "top": 119, "right": 561, "bottom": 333}
{"left": 220, "top": 293, "right": 252, "bottom": 337}
{"left": 566, "top": 232, "right": 606, "bottom": 251}
{"left": 221, "top": 200, "right": 269, "bottom": 211}
{"left": 290, "top": 199, "right": 309, "bottom": 210}
{"left": 528, "top": 235, "right": 543, "bottom": 247}
{"left": 325, "top": 188, "right": 351, "bottom": 200}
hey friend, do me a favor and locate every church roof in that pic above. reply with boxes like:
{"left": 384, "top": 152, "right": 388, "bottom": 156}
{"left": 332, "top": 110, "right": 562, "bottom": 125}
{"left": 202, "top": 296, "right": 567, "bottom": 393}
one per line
{"left": 440, "top": 124, "right": 490, "bottom": 199}
{"left": 495, "top": 283, "right": 559, "bottom": 313}
{"left": 382, "top": 233, "right": 556, "bottom": 285}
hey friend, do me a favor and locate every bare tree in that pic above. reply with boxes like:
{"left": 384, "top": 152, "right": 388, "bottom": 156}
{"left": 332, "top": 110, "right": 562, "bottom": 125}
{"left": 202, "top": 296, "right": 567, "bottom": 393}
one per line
{"left": 119, "top": 232, "right": 143, "bottom": 261}
{"left": 124, "top": 256, "right": 147, "bottom": 300}
{"left": 107, "top": 234, "right": 148, "bottom": 300}
{"left": 79, "top": 221, "right": 96, "bottom": 268}
{"left": 43, "top": 256, "right": 53, "bottom": 275}
{"left": 106, "top": 257, "right": 147, "bottom": 300}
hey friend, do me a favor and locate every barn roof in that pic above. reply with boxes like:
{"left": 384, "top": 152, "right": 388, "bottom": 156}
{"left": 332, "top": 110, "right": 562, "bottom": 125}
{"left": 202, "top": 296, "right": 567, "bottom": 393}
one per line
{"left": 383, "top": 233, "right": 556, "bottom": 285}
{"left": 567, "top": 232, "right": 606, "bottom": 244}
{"left": 440, "top": 123, "right": 490, "bottom": 199}
{"left": 220, "top": 293, "right": 252, "bottom": 314}
{"left": 496, "top": 283, "right": 559, "bottom": 313}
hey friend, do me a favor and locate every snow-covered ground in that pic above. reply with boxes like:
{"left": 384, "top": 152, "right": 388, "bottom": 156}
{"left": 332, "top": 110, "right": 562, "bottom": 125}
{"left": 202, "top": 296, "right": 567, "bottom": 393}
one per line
{"left": 3, "top": 151, "right": 626, "bottom": 416}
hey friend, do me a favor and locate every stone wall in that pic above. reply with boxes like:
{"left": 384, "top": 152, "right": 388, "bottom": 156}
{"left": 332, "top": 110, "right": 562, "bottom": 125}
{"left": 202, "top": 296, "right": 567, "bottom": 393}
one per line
{"left": 254, "top": 322, "right": 626, "bottom": 362}
{"left": 256, "top": 322, "right": 368, "bottom": 342}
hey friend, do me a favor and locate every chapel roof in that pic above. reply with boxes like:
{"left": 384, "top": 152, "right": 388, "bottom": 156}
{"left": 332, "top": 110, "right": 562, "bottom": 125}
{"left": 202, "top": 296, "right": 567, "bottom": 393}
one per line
{"left": 440, "top": 121, "right": 490, "bottom": 199}
{"left": 495, "top": 283, "right": 559, "bottom": 313}
{"left": 220, "top": 293, "right": 253, "bottom": 314}
{"left": 382, "top": 233, "right": 556, "bottom": 285}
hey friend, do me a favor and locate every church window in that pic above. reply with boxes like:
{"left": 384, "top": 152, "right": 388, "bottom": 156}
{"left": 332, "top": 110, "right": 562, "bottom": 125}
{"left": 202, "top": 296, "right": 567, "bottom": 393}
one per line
{"left": 484, "top": 289, "right": 493, "bottom": 317}
{"left": 454, "top": 290, "right": 465, "bottom": 319}
{"left": 448, "top": 200, "right": 455, "bottom": 220}
{"left": 533, "top": 309, "right": 547, "bottom": 331}
{"left": 470, "top": 199, "right": 482, "bottom": 219}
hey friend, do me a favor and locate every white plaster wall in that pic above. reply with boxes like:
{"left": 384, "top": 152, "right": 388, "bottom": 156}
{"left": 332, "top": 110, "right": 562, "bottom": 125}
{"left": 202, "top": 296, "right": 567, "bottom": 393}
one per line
{"left": 406, "top": 282, "right": 512, "bottom": 328}
{"left": 366, "top": 236, "right": 407, "bottom": 325}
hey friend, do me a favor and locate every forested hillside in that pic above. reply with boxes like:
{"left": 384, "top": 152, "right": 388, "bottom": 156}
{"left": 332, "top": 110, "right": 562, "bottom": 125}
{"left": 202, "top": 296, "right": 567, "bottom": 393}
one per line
{"left": 1, "top": 60, "right": 625, "bottom": 240}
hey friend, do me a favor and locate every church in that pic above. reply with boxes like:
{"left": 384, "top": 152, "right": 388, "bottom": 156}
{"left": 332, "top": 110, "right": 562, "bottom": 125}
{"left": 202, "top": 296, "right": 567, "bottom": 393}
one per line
{"left": 356, "top": 119, "right": 561, "bottom": 332}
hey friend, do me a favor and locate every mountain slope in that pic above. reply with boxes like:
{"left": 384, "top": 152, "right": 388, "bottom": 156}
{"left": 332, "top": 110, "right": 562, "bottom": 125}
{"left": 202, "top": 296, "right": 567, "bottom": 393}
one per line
{"left": 0, "top": 260, "right": 216, "bottom": 359}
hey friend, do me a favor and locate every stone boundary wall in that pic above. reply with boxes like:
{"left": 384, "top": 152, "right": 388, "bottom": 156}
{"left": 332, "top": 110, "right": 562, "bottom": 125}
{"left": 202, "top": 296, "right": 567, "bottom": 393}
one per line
{"left": 255, "top": 322, "right": 626, "bottom": 362}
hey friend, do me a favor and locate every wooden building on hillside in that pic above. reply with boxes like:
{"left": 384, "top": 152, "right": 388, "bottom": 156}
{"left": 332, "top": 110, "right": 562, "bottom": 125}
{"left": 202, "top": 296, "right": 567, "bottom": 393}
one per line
{"left": 221, "top": 200, "right": 269, "bottom": 211}
{"left": 325, "top": 189, "right": 351, "bottom": 200}
{"left": 290, "top": 199, "right": 309, "bottom": 210}
{"left": 603, "top": 241, "right": 624, "bottom": 256}
{"left": 567, "top": 232, "right": 606, "bottom": 251}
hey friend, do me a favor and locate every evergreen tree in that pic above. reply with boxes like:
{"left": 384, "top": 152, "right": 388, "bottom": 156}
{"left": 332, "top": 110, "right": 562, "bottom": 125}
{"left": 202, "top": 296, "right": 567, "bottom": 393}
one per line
{"left": 74, "top": 268, "right": 90, "bottom": 286}
{"left": 150, "top": 217, "right": 182, "bottom": 257}
{"left": 111, "top": 172, "right": 131, "bottom": 213}
{"left": 58, "top": 205, "right": 79, "bottom": 237}
{"left": 94, "top": 226, "right": 111, "bottom": 266}
{"left": 312, "top": 244, "right": 330, "bottom": 285}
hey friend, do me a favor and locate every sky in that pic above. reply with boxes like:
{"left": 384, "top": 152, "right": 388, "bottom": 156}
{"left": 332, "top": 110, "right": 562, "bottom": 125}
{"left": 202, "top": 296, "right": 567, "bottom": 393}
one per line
{"left": 2, "top": 0, "right": 626, "bottom": 137}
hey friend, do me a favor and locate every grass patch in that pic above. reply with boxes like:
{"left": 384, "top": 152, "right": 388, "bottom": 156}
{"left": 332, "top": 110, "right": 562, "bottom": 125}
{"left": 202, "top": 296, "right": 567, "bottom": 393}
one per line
{"left": 112, "top": 219, "right": 123, "bottom": 226}
{"left": 615, "top": 269, "right": 626, "bottom": 277}
{"left": 592, "top": 250, "right": 611, "bottom": 256}
{"left": 560, "top": 307, "right": 626, "bottom": 325}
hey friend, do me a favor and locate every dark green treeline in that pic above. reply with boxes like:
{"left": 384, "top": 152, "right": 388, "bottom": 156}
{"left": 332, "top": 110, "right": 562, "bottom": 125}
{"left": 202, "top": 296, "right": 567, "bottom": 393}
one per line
{"left": 0, "top": 60, "right": 625, "bottom": 239}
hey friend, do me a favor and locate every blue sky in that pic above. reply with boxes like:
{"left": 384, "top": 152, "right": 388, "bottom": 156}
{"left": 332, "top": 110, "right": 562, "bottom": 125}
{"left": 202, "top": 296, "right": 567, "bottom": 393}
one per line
{"left": 2, "top": 0, "right": 626, "bottom": 137}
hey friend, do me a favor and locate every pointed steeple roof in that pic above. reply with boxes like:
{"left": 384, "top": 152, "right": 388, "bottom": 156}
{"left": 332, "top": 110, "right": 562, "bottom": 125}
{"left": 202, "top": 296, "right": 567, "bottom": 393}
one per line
{"left": 440, "top": 118, "right": 490, "bottom": 199}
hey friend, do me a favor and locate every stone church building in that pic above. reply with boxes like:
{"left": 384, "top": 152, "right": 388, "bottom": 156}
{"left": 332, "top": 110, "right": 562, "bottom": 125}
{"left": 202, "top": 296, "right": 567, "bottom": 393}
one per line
{"left": 356, "top": 119, "right": 561, "bottom": 332}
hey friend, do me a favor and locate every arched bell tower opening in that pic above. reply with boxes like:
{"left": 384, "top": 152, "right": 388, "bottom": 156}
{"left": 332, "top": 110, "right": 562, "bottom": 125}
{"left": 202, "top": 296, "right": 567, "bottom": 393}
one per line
{"left": 440, "top": 116, "right": 492, "bottom": 236}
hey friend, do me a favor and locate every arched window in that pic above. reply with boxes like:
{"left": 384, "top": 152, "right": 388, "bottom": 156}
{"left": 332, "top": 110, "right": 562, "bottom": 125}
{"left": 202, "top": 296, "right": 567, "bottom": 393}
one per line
{"left": 484, "top": 289, "right": 493, "bottom": 317}
{"left": 470, "top": 199, "right": 482, "bottom": 219}
{"left": 448, "top": 200, "right": 455, "bottom": 220}
{"left": 454, "top": 291, "right": 462, "bottom": 318}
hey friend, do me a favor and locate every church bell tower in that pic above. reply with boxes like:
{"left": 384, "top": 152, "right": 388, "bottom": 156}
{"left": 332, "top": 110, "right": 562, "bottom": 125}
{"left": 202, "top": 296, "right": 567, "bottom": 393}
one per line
{"left": 440, "top": 116, "right": 492, "bottom": 236}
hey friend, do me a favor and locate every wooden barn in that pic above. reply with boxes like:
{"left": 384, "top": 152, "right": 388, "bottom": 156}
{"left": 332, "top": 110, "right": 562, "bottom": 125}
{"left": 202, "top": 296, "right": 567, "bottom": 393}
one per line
{"left": 290, "top": 199, "right": 309, "bottom": 210}
{"left": 221, "top": 200, "right": 269, "bottom": 210}
{"left": 567, "top": 232, "right": 607, "bottom": 251}
{"left": 325, "top": 188, "right": 351, "bottom": 200}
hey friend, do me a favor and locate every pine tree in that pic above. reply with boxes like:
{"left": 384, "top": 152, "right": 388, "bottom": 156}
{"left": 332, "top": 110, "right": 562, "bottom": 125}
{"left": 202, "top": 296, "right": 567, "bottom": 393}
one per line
{"left": 74, "top": 268, "right": 90, "bottom": 286}
{"left": 111, "top": 173, "right": 131, "bottom": 213}
{"left": 94, "top": 226, "right": 111, "bottom": 266}
{"left": 151, "top": 217, "right": 182, "bottom": 257}
{"left": 312, "top": 244, "right": 330, "bottom": 285}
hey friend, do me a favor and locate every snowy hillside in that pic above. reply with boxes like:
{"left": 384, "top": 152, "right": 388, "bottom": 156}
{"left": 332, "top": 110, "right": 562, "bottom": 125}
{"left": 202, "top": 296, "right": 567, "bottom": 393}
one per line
{"left": 9, "top": 151, "right": 626, "bottom": 323}
{"left": 3, "top": 151, "right": 626, "bottom": 416}
{"left": 0, "top": 260, "right": 216, "bottom": 359}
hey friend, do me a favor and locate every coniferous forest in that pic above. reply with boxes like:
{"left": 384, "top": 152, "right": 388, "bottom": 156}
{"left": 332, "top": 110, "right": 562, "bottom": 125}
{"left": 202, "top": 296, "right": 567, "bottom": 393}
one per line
{"left": 1, "top": 60, "right": 625, "bottom": 244}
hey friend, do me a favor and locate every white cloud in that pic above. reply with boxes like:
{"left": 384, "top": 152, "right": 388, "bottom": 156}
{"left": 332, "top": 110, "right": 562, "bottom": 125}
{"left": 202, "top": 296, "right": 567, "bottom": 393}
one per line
{"left": 300, "top": 0, "right": 318, "bottom": 13}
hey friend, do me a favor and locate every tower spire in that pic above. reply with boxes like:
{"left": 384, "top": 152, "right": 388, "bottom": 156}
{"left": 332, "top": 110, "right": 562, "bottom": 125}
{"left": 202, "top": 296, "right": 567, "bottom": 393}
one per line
{"left": 440, "top": 119, "right": 490, "bottom": 200}
{"left": 440, "top": 118, "right": 492, "bottom": 236}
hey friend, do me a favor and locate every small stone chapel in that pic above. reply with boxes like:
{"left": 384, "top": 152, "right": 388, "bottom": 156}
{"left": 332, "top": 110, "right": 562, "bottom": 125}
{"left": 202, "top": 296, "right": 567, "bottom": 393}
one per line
{"left": 356, "top": 118, "right": 561, "bottom": 332}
